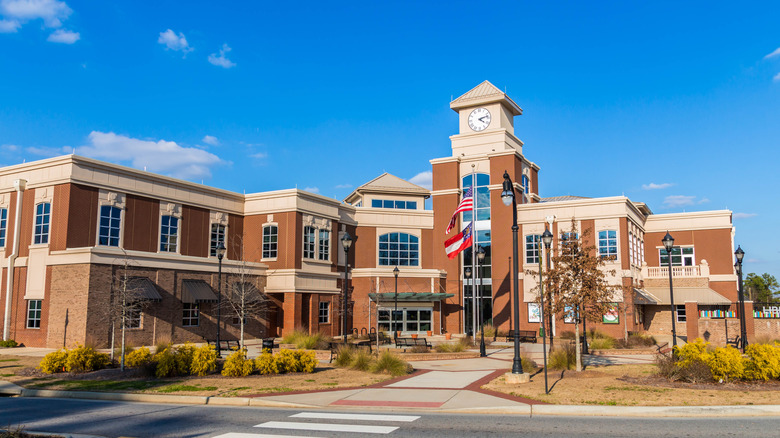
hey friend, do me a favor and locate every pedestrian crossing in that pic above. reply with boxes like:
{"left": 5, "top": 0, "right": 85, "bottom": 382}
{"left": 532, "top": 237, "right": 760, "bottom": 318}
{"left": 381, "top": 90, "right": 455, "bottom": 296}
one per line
{"left": 212, "top": 411, "right": 421, "bottom": 437}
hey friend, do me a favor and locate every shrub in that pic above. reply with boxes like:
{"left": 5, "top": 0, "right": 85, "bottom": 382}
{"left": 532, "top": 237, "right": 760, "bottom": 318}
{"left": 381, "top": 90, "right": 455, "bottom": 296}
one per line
{"left": 174, "top": 343, "right": 196, "bottom": 376}
{"left": 39, "top": 349, "right": 68, "bottom": 374}
{"left": 559, "top": 331, "right": 575, "bottom": 340}
{"left": 408, "top": 345, "right": 430, "bottom": 353}
{"left": 274, "top": 349, "right": 298, "bottom": 374}
{"left": 125, "top": 347, "right": 153, "bottom": 368}
{"left": 434, "top": 337, "right": 469, "bottom": 353}
{"left": 191, "top": 344, "right": 217, "bottom": 376}
{"left": 548, "top": 343, "right": 576, "bottom": 370}
{"left": 155, "top": 346, "right": 178, "bottom": 378}
{"left": 588, "top": 337, "right": 615, "bottom": 350}
{"left": 615, "top": 332, "right": 657, "bottom": 349}
{"left": 281, "top": 331, "right": 329, "bottom": 349}
{"left": 0, "top": 339, "right": 18, "bottom": 348}
{"left": 674, "top": 338, "right": 711, "bottom": 368}
{"left": 707, "top": 346, "right": 745, "bottom": 382}
{"left": 521, "top": 353, "right": 537, "bottom": 371}
{"left": 334, "top": 345, "right": 355, "bottom": 367}
{"left": 255, "top": 352, "right": 279, "bottom": 375}
{"left": 744, "top": 343, "right": 780, "bottom": 381}
{"left": 64, "top": 345, "right": 110, "bottom": 373}
{"left": 351, "top": 349, "right": 373, "bottom": 371}
{"left": 371, "top": 351, "right": 412, "bottom": 376}
{"left": 222, "top": 350, "right": 255, "bottom": 377}
{"left": 481, "top": 323, "right": 497, "bottom": 338}
{"left": 295, "top": 350, "right": 318, "bottom": 373}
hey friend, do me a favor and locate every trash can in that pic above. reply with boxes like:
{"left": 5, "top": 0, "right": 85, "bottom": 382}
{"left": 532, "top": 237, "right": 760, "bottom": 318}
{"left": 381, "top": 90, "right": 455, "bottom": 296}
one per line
{"left": 262, "top": 338, "right": 274, "bottom": 353}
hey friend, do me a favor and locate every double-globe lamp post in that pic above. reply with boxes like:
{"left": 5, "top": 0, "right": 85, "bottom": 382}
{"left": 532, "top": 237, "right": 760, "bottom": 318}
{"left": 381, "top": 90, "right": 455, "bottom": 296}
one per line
{"left": 393, "top": 266, "right": 400, "bottom": 339}
{"left": 477, "top": 246, "right": 487, "bottom": 357}
{"left": 501, "top": 170, "right": 524, "bottom": 376}
{"left": 215, "top": 241, "right": 226, "bottom": 358}
{"left": 735, "top": 246, "right": 747, "bottom": 352}
{"left": 662, "top": 232, "right": 678, "bottom": 352}
{"left": 540, "top": 228, "right": 553, "bottom": 394}
{"left": 341, "top": 232, "right": 353, "bottom": 341}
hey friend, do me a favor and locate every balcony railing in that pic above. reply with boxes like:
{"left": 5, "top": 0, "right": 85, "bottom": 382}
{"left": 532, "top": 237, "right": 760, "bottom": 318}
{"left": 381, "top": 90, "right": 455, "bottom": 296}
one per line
{"left": 642, "top": 261, "right": 710, "bottom": 279}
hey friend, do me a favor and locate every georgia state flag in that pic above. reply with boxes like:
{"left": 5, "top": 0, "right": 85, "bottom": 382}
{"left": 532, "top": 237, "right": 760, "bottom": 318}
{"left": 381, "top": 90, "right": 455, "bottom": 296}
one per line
{"left": 444, "top": 222, "right": 473, "bottom": 259}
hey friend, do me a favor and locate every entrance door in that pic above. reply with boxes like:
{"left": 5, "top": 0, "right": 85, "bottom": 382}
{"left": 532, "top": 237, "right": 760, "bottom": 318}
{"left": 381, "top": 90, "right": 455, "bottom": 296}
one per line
{"left": 378, "top": 308, "right": 432, "bottom": 334}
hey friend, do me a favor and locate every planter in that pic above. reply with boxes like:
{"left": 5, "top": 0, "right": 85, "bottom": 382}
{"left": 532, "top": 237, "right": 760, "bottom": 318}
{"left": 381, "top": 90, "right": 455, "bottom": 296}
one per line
{"left": 445, "top": 333, "right": 452, "bottom": 340}
{"left": 396, "top": 331, "right": 402, "bottom": 338}
{"left": 426, "top": 330, "right": 432, "bottom": 337}
{"left": 411, "top": 334, "right": 418, "bottom": 339}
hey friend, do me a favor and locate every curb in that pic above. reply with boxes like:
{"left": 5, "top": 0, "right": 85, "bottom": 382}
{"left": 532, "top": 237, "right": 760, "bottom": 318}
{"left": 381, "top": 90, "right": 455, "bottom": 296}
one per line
{"left": 531, "top": 404, "right": 780, "bottom": 417}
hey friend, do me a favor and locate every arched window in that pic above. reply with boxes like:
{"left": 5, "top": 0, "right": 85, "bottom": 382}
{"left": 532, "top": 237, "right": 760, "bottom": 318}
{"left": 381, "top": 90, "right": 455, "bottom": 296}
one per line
{"left": 378, "top": 232, "right": 419, "bottom": 266}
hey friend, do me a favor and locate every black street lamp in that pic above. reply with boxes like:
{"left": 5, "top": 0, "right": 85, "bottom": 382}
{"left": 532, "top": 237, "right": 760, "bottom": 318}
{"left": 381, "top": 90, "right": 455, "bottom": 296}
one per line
{"left": 662, "top": 232, "right": 678, "bottom": 352}
{"left": 501, "top": 170, "right": 525, "bottom": 376}
{"left": 341, "top": 232, "right": 353, "bottom": 341}
{"left": 393, "top": 266, "right": 400, "bottom": 339}
{"left": 540, "top": 228, "right": 553, "bottom": 394}
{"left": 215, "top": 241, "right": 226, "bottom": 358}
{"left": 477, "top": 246, "right": 487, "bottom": 357}
{"left": 735, "top": 246, "right": 747, "bottom": 352}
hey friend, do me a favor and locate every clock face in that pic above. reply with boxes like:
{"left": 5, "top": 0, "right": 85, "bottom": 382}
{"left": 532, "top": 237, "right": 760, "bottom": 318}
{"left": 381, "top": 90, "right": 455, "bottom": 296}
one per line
{"left": 468, "top": 108, "right": 491, "bottom": 132}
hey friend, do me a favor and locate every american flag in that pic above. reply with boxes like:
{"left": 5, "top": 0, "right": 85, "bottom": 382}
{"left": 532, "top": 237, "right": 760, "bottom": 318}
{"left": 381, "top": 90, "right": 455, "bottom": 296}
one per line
{"left": 446, "top": 186, "right": 473, "bottom": 234}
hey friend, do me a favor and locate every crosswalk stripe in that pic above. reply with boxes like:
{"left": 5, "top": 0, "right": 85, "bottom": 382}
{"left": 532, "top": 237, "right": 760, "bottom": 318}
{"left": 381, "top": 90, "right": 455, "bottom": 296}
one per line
{"left": 255, "top": 421, "right": 399, "bottom": 434}
{"left": 290, "top": 412, "right": 420, "bottom": 422}
{"left": 213, "top": 434, "right": 322, "bottom": 438}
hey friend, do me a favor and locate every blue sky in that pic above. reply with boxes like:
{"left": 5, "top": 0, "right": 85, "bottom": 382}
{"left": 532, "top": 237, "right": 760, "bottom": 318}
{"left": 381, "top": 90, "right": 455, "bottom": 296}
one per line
{"left": 1, "top": 1, "right": 778, "bottom": 278}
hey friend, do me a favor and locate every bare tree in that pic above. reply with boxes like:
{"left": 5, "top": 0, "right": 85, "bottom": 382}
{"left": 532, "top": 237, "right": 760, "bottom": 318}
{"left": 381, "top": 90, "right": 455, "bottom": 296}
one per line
{"left": 534, "top": 220, "right": 617, "bottom": 371}
{"left": 220, "top": 239, "right": 267, "bottom": 348}
{"left": 108, "top": 251, "right": 153, "bottom": 371}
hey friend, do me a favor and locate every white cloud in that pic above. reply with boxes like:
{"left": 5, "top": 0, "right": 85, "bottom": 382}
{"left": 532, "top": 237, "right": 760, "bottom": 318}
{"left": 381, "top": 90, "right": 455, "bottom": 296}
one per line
{"left": 157, "top": 29, "right": 192, "bottom": 54}
{"left": 697, "top": 197, "right": 710, "bottom": 204}
{"left": 0, "top": 0, "right": 72, "bottom": 28}
{"left": 27, "top": 145, "right": 70, "bottom": 156}
{"left": 250, "top": 152, "right": 267, "bottom": 159}
{"left": 663, "top": 195, "right": 696, "bottom": 208}
{"left": 0, "top": 18, "right": 20, "bottom": 32}
{"left": 746, "top": 258, "right": 761, "bottom": 264}
{"left": 76, "top": 131, "right": 222, "bottom": 180}
{"left": 335, "top": 183, "right": 352, "bottom": 189}
{"left": 46, "top": 28, "right": 78, "bottom": 43}
{"left": 409, "top": 171, "right": 432, "bottom": 190}
{"left": 765, "top": 47, "right": 780, "bottom": 60}
{"left": 208, "top": 43, "right": 236, "bottom": 68}
{"left": 774, "top": 72, "right": 780, "bottom": 82}
{"left": 642, "top": 182, "right": 674, "bottom": 190}
{"left": 303, "top": 186, "right": 319, "bottom": 194}
{"left": 202, "top": 135, "right": 219, "bottom": 146}
{"left": 733, "top": 212, "right": 758, "bottom": 219}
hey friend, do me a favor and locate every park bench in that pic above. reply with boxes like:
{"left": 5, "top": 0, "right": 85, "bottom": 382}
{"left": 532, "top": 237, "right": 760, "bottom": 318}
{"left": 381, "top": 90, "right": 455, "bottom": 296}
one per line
{"left": 394, "top": 337, "right": 432, "bottom": 351}
{"left": 206, "top": 339, "right": 241, "bottom": 352}
{"left": 505, "top": 329, "right": 537, "bottom": 343}
{"left": 726, "top": 336, "right": 741, "bottom": 349}
{"left": 368, "top": 332, "right": 392, "bottom": 345}
{"left": 328, "top": 340, "right": 372, "bottom": 363}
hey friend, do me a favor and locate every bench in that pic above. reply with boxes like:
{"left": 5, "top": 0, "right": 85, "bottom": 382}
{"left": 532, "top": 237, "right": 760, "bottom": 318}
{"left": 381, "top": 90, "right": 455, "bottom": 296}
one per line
{"left": 328, "top": 341, "right": 372, "bottom": 363}
{"left": 726, "top": 336, "right": 741, "bottom": 349}
{"left": 394, "top": 337, "right": 432, "bottom": 351}
{"left": 505, "top": 330, "right": 537, "bottom": 343}
{"left": 206, "top": 339, "right": 241, "bottom": 352}
{"left": 369, "top": 332, "right": 392, "bottom": 345}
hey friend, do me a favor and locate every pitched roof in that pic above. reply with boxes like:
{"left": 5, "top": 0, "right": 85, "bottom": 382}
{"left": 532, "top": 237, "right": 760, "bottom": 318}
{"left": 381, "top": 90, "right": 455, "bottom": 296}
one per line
{"left": 450, "top": 80, "right": 523, "bottom": 115}
{"left": 343, "top": 173, "right": 430, "bottom": 205}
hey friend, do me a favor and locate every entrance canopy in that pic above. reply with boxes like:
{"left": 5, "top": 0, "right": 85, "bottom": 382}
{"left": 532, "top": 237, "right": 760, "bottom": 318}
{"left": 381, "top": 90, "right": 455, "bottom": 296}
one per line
{"left": 368, "top": 292, "right": 454, "bottom": 303}
{"left": 639, "top": 287, "right": 731, "bottom": 305}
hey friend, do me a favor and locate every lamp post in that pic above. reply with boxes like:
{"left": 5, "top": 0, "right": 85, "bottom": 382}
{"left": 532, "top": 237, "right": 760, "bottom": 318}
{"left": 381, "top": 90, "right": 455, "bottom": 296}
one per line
{"left": 477, "top": 246, "right": 487, "bottom": 357}
{"left": 662, "top": 232, "right": 678, "bottom": 352}
{"left": 215, "top": 242, "right": 226, "bottom": 358}
{"left": 501, "top": 170, "right": 524, "bottom": 376}
{"left": 393, "top": 266, "right": 400, "bottom": 339}
{"left": 541, "top": 228, "right": 553, "bottom": 394}
{"left": 735, "top": 246, "right": 747, "bottom": 352}
{"left": 341, "top": 232, "right": 353, "bottom": 341}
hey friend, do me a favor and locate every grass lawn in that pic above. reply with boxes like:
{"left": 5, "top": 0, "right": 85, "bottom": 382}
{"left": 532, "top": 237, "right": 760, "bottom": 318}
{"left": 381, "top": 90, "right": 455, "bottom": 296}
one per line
{"left": 0, "top": 352, "right": 393, "bottom": 397}
{"left": 483, "top": 364, "right": 780, "bottom": 406}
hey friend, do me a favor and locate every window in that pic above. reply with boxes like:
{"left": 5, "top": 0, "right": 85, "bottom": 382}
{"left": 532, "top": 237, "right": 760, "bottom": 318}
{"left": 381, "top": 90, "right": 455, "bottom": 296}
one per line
{"left": 598, "top": 230, "right": 617, "bottom": 259}
{"left": 34, "top": 202, "right": 51, "bottom": 244}
{"left": 370, "top": 199, "right": 417, "bottom": 209}
{"left": 378, "top": 232, "right": 419, "bottom": 266}
{"left": 98, "top": 205, "right": 121, "bottom": 247}
{"left": 318, "top": 229, "right": 330, "bottom": 261}
{"left": 561, "top": 232, "right": 579, "bottom": 242}
{"left": 676, "top": 305, "right": 687, "bottom": 322}
{"left": 182, "top": 303, "right": 199, "bottom": 326}
{"left": 27, "top": 300, "right": 42, "bottom": 328}
{"left": 0, "top": 208, "right": 6, "bottom": 247}
{"left": 319, "top": 301, "right": 330, "bottom": 324}
{"left": 303, "top": 226, "right": 316, "bottom": 259}
{"left": 124, "top": 307, "right": 141, "bottom": 329}
{"left": 232, "top": 315, "right": 248, "bottom": 325}
{"left": 461, "top": 173, "right": 491, "bottom": 222}
{"left": 210, "top": 223, "right": 226, "bottom": 257}
{"left": 160, "top": 215, "right": 179, "bottom": 252}
{"left": 659, "top": 247, "right": 695, "bottom": 267}
{"left": 525, "top": 235, "right": 540, "bottom": 264}
{"left": 262, "top": 225, "right": 278, "bottom": 258}
{"left": 522, "top": 174, "right": 530, "bottom": 194}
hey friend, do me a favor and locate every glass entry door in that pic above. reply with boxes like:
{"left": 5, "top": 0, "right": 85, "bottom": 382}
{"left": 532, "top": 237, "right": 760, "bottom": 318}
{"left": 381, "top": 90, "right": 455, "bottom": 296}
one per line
{"left": 378, "top": 307, "right": 432, "bottom": 333}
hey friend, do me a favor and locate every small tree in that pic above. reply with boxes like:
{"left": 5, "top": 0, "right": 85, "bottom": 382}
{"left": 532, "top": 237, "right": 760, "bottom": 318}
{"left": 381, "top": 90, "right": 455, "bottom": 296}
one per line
{"left": 220, "top": 239, "right": 267, "bottom": 348}
{"left": 538, "top": 220, "right": 616, "bottom": 371}
{"left": 745, "top": 273, "right": 780, "bottom": 303}
{"left": 108, "top": 251, "right": 151, "bottom": 371}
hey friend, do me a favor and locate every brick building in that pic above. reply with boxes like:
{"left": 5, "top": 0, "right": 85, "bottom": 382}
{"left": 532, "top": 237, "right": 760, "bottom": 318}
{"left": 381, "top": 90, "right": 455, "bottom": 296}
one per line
{"left": 0, "top": 81, "right": 767, "bottom": 348}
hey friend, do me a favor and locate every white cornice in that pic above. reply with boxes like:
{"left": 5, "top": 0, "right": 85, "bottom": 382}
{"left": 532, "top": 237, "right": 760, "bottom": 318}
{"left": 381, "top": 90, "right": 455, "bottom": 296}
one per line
{"left": 351, "top": 268, "right": 447, "bottom": 279}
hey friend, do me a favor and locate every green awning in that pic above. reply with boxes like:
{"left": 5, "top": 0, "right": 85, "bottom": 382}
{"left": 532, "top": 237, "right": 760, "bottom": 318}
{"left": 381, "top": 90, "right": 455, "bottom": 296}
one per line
{"left": 368, "top": 292, "right": 454, "bottom": 303}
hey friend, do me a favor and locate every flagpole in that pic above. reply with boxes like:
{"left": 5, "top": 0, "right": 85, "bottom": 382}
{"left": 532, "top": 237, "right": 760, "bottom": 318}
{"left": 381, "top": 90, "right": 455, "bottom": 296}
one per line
{"left": 471, "top": 164, "right": 477, "bottom": 339}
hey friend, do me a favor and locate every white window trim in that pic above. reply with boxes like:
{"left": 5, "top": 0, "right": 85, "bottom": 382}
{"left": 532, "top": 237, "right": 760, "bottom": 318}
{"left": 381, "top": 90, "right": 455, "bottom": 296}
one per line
{"left": 158, "top": 202, "right": 182, "bottom": 254}
{"left": 302, "top": 216, "right": 332, "bottom": 264}
{"left": 26, "top": 299, "right": 42, "bottom": 329}
{"left": 376, "top": 230, "right": 422, "bottom": 268}
{"left": 182, "top": 303, "right": 200, "bottom": 327}
{"left": 124, "top": 308, "right": 142, "bottom": 330}
{"left": 524, "top": 234, "right": 541, "bottom": 265}
{"left": 261, "top": 222, "right": 279, "bottom": 261}
{"left": 96, "top": 190, "right": 126, "bottom": 248}
{"left": 318, "top": 301, "right": 330, "bottom": 324}
{"left": 597, "top": 229, "right": 618, "bottom": 260}
{"left": 209, "top": 211, "right": 229, "bottom": 260}
{"left": 657, "top": 245, "right": 695, "bottom": 267}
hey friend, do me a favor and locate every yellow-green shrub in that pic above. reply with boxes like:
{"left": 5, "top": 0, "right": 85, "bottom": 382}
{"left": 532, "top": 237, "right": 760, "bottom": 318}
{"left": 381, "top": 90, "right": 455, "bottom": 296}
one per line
{"left": 707, "top": 346, "right": 744, "bottom": 382}
{"left": 190, "top": 344, "right": 217, "bottom": 376}
{"left": 125, "top": 346, "right": 153, "bottom": 368}
{"left": 295, "top": 350, "right": 317, "bottom": 373}
{"left": 744, "top": 343, "right": 780, "bottom": 380}
{"left": 275, "top": 349, "right": 298, "bottom": 373}
{"left": 674, "top": 338, "right": 710, "bottom": 367}
{"left": 222, "top": 350, "right": 255, "bottom": 377}
{"left": 64, "top": 345, "right": 110, "bottom": 373}
{"left": 255, "top": 352, "right": 278, "bottom": 375}
{"left": 174, "top": 343, "right": 196, "bottom": 376}
{"left": 155, "top": 346, "right": 178, "bottom": 378}
{"left": 38, "top": 349, "right": 68, "bottom": 374}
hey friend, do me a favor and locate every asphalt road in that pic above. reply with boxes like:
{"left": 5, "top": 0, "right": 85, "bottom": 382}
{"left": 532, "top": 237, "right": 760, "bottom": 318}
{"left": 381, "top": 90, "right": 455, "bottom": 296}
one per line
{"left": 0, "top": 397, "right": 776, "bottom": 438}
